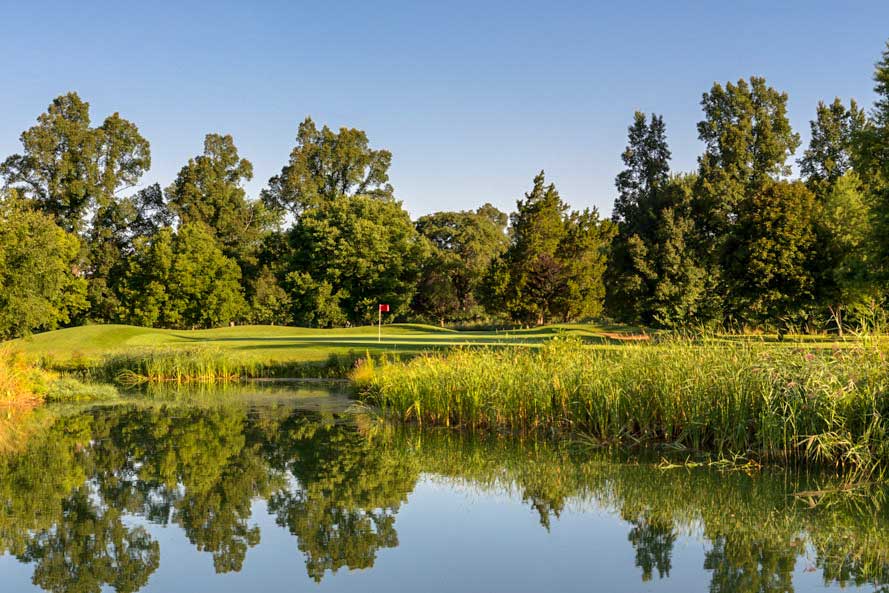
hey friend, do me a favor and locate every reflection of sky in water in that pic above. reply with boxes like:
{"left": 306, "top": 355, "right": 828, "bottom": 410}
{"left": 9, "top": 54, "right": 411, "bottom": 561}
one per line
{"left": 0, "top": 395, "right": 883, "bottom": 593}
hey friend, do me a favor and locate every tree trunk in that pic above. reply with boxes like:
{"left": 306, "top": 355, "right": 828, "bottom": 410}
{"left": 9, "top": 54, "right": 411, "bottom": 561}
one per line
{"left": 830, "top": 305, "right": 844, "bottom": 338}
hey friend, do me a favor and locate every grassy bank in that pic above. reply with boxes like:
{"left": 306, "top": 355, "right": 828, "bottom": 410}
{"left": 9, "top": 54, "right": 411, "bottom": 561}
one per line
{"left": 0, "top": 350, "right": 52, "bottom": 408}
{"left": 9, "top": 322, "right": 644, "bottom": 382}
{"left": 0, "top": 349, "right": 116, "bottom": 406}
{"left": 84, "top": 347, "right": 371, "bottom": 384}
{"left": 354, "top": 338, "right": 889, "bottom": 475}
{"left": 0, "top": 351, "right": 116, "bottom": 451}
{"left": 11, "top": 322, "right": 632, "bottom": 364}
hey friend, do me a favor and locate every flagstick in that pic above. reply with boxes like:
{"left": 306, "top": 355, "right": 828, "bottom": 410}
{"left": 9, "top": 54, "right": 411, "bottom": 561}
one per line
{"left": 378, "top": 306, "right": 382, "bottom": 343}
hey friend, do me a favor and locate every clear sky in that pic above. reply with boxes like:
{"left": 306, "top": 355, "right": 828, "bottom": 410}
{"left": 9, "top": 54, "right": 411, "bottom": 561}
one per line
{"left": 2, "top": 0, "right": 888, "bottom": 218}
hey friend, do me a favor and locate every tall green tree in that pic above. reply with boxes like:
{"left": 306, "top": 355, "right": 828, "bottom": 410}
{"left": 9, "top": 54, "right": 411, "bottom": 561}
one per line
{"left": 553, "top": 208, "right": 614, "bottom": 321}
{"left": 486, "top": 172, "right": 610, "bottom": 324}
{"left": 262, "top": 117, "right": 393, "bottom": 217}
{"left": 858, "top": 42, "right": 889, "bottom": 284}
{"left": 0, "top": 191, "right": 87, "bottom": 338}
{"left": 809, "top": 173, "right": 875, "bottom": 332}
{"left": 263, "top": 119, "right": 421, "bottom": 326}
{"left": 166, "top": 134, "right": 270, "bottom": 266}
{"left": 486, "top": 172, "right": 566, "bottom": 324}
{"left": 695, "top": 77, "right": 800, "bottom": 240}
{"left": 0, "top": 92, "right": 150, "bottom": 234}
{"left": 85, "top": 184, "right": 173, "bottom": 322}
{"left": 694, "top": 77, "right": 803, "bottom": 325}
{"left": 286, "top": 195, "right": 427, "bottom": 325}
{"left": 606, "top": 113, "right": 706, "bottom": 326}
{"left": 800, "top": 98, "right": 866, "bottom": 190}
{"left": 799, "top": 99, "right": 874, "bottom": 332}
{"left": 722, "top": 181, "right": 817, "bottom": 328}
{"left": 119, "top": 223, "right": 245, "bottom": 329}
{"left": 612, "top": 112, "right": 671, "bottom": 226}
{"left": 413, "top": 205, "right": 508, "bottom": 324}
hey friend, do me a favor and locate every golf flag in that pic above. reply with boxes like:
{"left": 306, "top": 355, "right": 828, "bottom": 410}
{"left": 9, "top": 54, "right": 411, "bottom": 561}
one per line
{"left": 379, "top": 304, "right": 390, "bottom": 312}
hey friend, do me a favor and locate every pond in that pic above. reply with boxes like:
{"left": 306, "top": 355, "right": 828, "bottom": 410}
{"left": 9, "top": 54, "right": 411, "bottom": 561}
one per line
{"left": 0, "top": 383, "right": 887, "bottom": 593}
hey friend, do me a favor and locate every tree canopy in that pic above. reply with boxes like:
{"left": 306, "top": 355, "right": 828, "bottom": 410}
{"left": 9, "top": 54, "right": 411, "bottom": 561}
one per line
{"left": 5, "top": 38, "right": 889, "bottom": 333}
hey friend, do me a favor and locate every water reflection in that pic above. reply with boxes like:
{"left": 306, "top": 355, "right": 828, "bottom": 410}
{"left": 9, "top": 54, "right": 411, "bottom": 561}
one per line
{"left": 1, "top": 395, "right": 889, "bottom": 592}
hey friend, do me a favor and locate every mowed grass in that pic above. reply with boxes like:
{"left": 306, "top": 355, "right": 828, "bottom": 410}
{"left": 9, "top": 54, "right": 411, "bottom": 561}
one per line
{"left": 9, "top": 322, "right": 640, "bottom": 365}
{"left": 8, "top": 321, "right": 878, "bottom": 389}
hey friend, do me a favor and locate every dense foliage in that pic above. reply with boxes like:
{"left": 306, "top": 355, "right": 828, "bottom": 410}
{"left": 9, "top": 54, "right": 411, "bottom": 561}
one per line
{"left": 4, "top": 41, "right": 889, "bottom": 334}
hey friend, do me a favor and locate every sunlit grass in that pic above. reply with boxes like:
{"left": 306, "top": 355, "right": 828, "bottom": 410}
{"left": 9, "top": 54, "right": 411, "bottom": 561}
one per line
{"left": 355, "top": 337, "right": 889, "bottom": 476}
{"left": 0, "top": 349, "right": 50, "bottom": 408}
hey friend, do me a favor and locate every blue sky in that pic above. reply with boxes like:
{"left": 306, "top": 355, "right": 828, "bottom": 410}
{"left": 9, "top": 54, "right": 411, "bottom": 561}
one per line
{"left": 2, "top": 0, "right": 888, "bottom": 217}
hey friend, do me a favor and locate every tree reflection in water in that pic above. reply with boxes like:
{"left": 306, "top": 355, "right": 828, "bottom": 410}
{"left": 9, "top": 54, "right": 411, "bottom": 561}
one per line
{"left": 1, "top": 400, "right": 889, "bottom": 592}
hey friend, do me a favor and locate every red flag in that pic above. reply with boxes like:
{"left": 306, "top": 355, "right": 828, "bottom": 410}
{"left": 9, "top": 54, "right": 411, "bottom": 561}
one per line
{"left": 379, "top": 304, "right": 390, "bottom": 312}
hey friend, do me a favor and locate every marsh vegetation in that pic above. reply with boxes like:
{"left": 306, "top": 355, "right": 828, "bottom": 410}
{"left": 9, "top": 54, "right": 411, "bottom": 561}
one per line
{"left": 356, "top": 338, "right": 889, "bottom": 477}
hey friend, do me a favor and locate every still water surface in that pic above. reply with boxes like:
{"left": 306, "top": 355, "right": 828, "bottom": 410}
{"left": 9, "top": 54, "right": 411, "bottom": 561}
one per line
{"left": 0, "top": 384, "right": 886, "bottom": 592}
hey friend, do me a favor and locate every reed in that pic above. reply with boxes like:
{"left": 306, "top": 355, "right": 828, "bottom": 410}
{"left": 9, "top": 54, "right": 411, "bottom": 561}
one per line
{"left": 354, "top": 337, "right": 889, "bottom": 475}
{"left": 78, "top": 348, "right": 393, "bottom": 385}
{"left": 100, "top": 347, "right": 263, "bottom": 385}
{"left": 0, "top": 349, "right": 51, "bottom": 408}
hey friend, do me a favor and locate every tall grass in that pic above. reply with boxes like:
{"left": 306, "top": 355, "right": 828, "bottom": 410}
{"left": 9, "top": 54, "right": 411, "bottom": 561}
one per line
{"left": 0, "top": 349, "right": 51, "bottom": 408}
{"left": 0, "top": 350, "right": 55, "bottom": 452}
{"left": 354, "top": 337, "right": 889, "bottom": 475}
{"left": 102, "top": 348, "right": 262, "bottom": 385}
{"left": 95, "top": 347, "right": 370, "bottom": 385}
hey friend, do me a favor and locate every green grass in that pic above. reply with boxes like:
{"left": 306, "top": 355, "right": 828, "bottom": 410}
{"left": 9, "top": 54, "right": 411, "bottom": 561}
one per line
{"left": 8, "top": 322, "right": 640, "bottom": 371}
{"left": 355, "top": 337, "right": 889, "bottom": 476}
{"left": 10, "top": 322, "right": 866, "bottom": 365}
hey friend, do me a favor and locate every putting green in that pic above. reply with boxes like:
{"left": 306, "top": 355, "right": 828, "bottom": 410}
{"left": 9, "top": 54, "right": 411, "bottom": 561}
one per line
{"left": 8, "top": 322, "right": 637, "bottom": 364}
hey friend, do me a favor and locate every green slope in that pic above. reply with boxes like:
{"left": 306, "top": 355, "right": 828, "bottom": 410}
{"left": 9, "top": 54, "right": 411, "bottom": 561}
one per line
{"left": 9, "top": 322, "right": 632, "bottom": 364}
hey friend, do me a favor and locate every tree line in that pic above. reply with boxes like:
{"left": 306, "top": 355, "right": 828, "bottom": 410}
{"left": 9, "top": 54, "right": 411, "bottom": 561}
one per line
{"left": 2, "top": 41, "right": 889, "bottom": 337}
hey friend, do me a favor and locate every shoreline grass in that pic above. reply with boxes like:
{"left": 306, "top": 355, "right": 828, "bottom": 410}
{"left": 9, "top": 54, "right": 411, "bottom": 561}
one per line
{"left": 0, "top": 350, "right": 51, "bottom": 409}
{"left": 67, "top": 347, "right": 400, "bottom": 385}
{"left": 353, "top": 337, "right": 889, "bottom": 476}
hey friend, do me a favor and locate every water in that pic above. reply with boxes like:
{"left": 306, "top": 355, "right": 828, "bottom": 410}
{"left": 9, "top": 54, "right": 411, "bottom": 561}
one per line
{"left": 0, "top": 383, "right": 887, "bottom": 593}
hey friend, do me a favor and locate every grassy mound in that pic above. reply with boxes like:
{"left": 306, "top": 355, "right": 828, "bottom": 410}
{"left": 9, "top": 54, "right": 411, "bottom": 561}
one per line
{"left": 8, "top": 322, "right": 637, "bottom": 371}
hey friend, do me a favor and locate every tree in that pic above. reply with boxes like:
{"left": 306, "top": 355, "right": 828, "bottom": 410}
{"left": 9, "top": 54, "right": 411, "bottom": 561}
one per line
{"left": 411, "top": 252, "right": 462, "bottom": 327}
{"left": 798, "top": 98, "right": 874, "bottom": 332}
{"left": 85, "top": 184, "right": 172, "bottom": 322}
{"left": 286, "top": 195, "right": 427, "bottom": 325}
{"left": 800, "top": 98, "right": 866, "bottom": 190}
{"left": 166, "top": 134, "right": 270, "bottom": 267}
{"left": 810, "top": 173, "right": 876, "bottom": 333}
{"left": 245, "top": 267, "right": 292, "bottom": 325}
{"left": 694, "top": 77, "right": 803, "bottom": 326}
{"left": 486, "top": 172, "right": 609, "bottom": 325}
{"left": 262, "top": 117, "right": 393, "bottom": 217}
{"left": 858, "top": 41, "right": 889, "bottom": 284}
{"left": 613, "top": 112, "right": 671, "bottom": 226}
{"left": 413, "top": 205, "right": 508, "bottom": 324}
{"left": 553, "top": 208, "right": 614, "bottom": 321}
{"left": 721, "top": 181, "right": 817, "bottom": 328}
{"left": 280, "top": 271, "right": 346, "bottom": 328}
{"left": 491, "top": 172, "right": 567, "bottom": 324}
{"left": 1, "top": 92, "right": 150, "bottom": 234}
{"left": 606, "top": 113, "right": 706, "bottom": 326}
{"left": 119, "top": 223, "right": 245, "bottom": 328}
{"left": 695, "top": 77, "right": 800, "bottom": 241}
{"left": 0, "top": 191, "right": 87, "bottom": 338}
